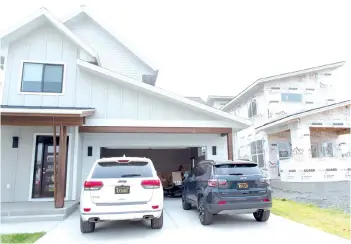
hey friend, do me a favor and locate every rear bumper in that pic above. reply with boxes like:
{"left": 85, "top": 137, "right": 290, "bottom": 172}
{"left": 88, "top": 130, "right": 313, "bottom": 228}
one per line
{"left": 207, "top": 201, "right": 272, "bottom": 214}
{"left": 81, "top": 209, "right": 163, "bottom": 221}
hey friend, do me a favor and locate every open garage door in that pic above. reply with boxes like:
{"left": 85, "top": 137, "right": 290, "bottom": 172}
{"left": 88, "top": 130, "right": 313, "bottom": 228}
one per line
{"left": 100, "top": 147, "right": 205, "bottom": 174}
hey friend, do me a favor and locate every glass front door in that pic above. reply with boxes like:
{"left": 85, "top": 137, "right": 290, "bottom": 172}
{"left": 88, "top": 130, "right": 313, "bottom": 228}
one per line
{"left": 32, "top": 135, "right": 69, "bottom": 198}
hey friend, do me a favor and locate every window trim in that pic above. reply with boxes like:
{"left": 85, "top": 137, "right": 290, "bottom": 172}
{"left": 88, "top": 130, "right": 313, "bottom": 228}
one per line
{"left": 248, "top": 99, "right": 258, "bottom": 118}
{"left": 250, "top": 140, "right": 265, "bottom": 168}
{"left": 18, "top": 60, "right": 66, "bottom": 95}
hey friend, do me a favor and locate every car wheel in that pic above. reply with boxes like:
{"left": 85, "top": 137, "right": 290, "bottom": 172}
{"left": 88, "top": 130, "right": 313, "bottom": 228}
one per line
{"left": 182, "top": 196, "right": 191, "bottom": 210}
{"left": 198, "top": 197, "right": 213, "bottom": 225}
{"left": 80, "top": 217, "right": 95, "bottom": 233}
{"left": 253, "top": 209, "right": 270, "bottom": 222}
{"left": 151, "top": 211, "right": 163, "bottom": 229}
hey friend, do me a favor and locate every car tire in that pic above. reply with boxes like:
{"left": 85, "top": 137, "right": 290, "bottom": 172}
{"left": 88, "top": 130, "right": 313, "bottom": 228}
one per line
{"left": 253, "top": 209, "right": 270, "bottom": 222}
{"left": 198, "top": 197, "right": 213, "bottom": 225}
{"left": 80, "top": 217, "right": 95, "bottom": 233}
{"left": 182, "top": 197, "right": 191, "bottom": 210}
{"left": 151, "top": 211, "right": 163, "bottom": 229}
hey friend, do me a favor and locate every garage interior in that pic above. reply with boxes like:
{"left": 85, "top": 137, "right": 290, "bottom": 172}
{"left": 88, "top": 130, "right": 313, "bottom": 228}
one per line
{"left": 100, "top": 147, "right": 205, "bottom": 173}
{"left": 100, "top": 146, "right": 206, "bottom": 191}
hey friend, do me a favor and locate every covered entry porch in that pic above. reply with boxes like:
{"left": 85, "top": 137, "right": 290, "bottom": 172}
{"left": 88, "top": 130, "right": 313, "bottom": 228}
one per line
{"left": 255, "top": 100, "right": 351, "bottom": 181}
{"left": 0, "top": 106, "right": 94, "bottom": 218}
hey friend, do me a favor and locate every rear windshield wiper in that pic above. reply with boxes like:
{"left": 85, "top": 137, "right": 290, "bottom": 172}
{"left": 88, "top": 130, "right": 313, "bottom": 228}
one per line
{"left": 229, "top": 173, "right": 243, "bottom": 175}
{"left": 121, "top": 174, "right": 142, "bottom": 177}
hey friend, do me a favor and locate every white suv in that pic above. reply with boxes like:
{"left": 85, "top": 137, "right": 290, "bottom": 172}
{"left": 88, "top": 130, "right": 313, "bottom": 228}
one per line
{"left": 80, "top": 156, "right": 164, "bottom": 233}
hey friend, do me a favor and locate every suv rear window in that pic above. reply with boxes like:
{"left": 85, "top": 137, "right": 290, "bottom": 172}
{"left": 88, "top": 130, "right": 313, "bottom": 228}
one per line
{"left": 214, "top": 163, "right": 262, "bottom": 175}
{"left": 91, "top": 161, "right": 153, "bottom": 179}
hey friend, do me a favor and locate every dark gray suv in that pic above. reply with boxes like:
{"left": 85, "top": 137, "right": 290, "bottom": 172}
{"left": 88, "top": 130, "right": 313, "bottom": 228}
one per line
{"left": 182, "top": 160, "right": 272, "bottom": 225}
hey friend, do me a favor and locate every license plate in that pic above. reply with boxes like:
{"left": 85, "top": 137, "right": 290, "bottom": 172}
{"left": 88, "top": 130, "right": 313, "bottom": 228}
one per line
{"left": 237, "top": 182, "right": 249, "bottom": 189}
{"left": 115, "top": 186, "right": 130, "bottom": 194}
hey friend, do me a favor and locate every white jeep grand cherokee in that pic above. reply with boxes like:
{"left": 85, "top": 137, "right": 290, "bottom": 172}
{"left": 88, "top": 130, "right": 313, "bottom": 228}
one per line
{"left": 80, "top": 156, "right": 164, "bottom": 233}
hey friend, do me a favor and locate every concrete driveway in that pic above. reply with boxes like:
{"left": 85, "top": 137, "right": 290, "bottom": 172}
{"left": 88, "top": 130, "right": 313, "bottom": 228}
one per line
{"left": 35, "top": 198, "right": 349, "bottom": 243}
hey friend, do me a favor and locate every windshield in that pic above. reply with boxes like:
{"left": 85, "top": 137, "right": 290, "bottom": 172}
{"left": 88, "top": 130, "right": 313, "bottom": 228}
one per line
{"left": 214, "top": 163, "right": 262, "bottom": 175}
{"left": 91, "top": 161, "right": 153, "bottom": 179}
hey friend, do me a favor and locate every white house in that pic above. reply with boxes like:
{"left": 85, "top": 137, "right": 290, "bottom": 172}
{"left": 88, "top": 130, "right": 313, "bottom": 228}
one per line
{"left": 221, "top": 62, "right": 351, "bottom": 182}
{"left": 0, "top": 6, "right": 251, "bottom": 212}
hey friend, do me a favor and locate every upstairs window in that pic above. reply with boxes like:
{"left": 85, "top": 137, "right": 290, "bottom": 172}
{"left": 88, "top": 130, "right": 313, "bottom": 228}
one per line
{"left": 248, "top": 99, "right": 257, "bottom": 118}
{"left": 281, "top": 93, "right": 302, "bottom": 102}
{"left": 0, "top": 56, "right": 4, "bottom": 70}
{"left": 20, "top": 62, "right": 64, "bottom": 93}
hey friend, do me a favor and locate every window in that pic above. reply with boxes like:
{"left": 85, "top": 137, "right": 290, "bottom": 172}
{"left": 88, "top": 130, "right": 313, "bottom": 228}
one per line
{"left": 0, "top": 56, "right": 4, "bottom": 70}
{"left": 278, "top": 142, "right": 291, "bottom": 159}
{"left": 91, "top": 161, "right": 153, "bottom": 179}
{"left": 21, "top": 62, "right": 64, "bottom": 93}
{"left": 281, "top": 93, "right": 302, "bottom": 102}
{"left": 320, "top": 142, "right": 334, "bottom": 157}
{"left": 214, "top": 163, "right": 262, "bottom": 175}
{"left": 248, "top": 99, "right": 258, "bottom": 118}
{"left": 250, "top": 140, "right": 264, "bottom": 168}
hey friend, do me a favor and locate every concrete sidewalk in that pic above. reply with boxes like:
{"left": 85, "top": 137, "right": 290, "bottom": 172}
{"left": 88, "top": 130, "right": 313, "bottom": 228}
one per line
{"left": 33, "top": 199, "right": 350, "bottom": 244}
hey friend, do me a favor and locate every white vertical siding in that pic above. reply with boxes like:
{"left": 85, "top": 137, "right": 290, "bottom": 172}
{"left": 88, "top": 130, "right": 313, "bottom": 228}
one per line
{"left": 76, "top": 69, "right": 223, "bottom": 122}
{"left": 2, "top": 24, "right": 79, "bottom": 107}
{"left": 0, "top": 126, "right": 75, "bottom": 202}
{"left": 65, "top": 14, "right": 154, "bottom": 81}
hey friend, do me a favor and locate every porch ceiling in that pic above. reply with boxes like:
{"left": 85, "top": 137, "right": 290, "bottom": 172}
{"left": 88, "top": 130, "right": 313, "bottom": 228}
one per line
{"left": 0, "top": 106, "right": 95, "bottom": 126}
{"left": 310, "top": 127, "right": 350, "bottom": 135}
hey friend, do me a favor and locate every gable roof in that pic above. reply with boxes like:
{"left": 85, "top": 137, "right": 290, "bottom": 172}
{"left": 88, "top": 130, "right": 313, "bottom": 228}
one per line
{"left": 255, "top": 100, "right": 351, "bottom": 131}
{"left": 221, "top": 61, "right": 346, "bottom": 112}
{"left": 62, "top": 6, "right": 157, "bottom": 73}
{"left": 77, "top": 59, "right": 252, "bottom": 129}
{"left": 185, "top": 97, "right": 207, "bottom": 105}
{"left": 0, "top": 8, "right": 100, "bottom": 65}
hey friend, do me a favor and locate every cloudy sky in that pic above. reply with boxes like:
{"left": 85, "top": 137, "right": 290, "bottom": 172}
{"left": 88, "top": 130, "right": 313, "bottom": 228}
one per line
{"left": 0, "top": 0, "right": 350, "bottom": 100}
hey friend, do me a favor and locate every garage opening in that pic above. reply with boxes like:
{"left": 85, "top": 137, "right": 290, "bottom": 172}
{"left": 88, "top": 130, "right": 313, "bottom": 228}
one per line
{"left": 100, "top": 146, "right": 205, "bottom": 192}
{"left": 100, "top": 147, "right": 205, "bottom": 173}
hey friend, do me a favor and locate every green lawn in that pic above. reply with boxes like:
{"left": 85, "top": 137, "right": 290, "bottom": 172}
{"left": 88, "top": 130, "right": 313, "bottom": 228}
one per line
{"left": 272, "top": 198, "right": 350, "bottom": 239}
{"left": 0, "top": 232, "right": 45, "bottom": 244}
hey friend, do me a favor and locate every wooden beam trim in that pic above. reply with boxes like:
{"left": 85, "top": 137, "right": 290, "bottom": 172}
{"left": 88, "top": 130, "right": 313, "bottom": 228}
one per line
{"left": 1, "top": 116, "right": 84, "bottom": 126}
{"left": 1, "top": 112, "right": 82, "bottom": 118}
{"left": 79, "top": 126, "right": 232, "bottom": 134}
{"left": 227, "top": 130, "right": 233, "bottom": 160}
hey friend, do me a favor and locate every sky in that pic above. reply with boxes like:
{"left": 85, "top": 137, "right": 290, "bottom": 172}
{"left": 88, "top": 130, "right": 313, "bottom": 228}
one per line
{"left": 0, "top": 0, "right": 350, "bottom": 100}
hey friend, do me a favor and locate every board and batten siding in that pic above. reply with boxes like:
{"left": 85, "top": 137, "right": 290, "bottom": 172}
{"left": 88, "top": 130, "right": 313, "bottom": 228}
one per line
{"left": 0, "top": 126, "right": 76, "bottom": 202}
{"left": 64, "top": 14, "right": 154, "bottom": 81}
{"left": 76, "top": 68, "right": 223, "bottom": 122}
{"left": 1, "top": 24, "right": 79, "bottom": 107}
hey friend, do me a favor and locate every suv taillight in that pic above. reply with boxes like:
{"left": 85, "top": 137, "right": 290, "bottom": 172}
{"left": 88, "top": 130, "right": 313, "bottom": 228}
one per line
{"left": 84, "top": 181, "right": 103, "bottom": 191}
{"left": 141, "top": 179, "right": 160, "bottom": 189}
{"left": 208, "top": 179, "right": 227, "bottom": 187}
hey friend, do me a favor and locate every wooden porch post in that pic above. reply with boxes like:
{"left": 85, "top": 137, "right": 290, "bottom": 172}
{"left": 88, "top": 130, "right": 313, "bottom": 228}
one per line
{"left": 227, "top": 131, "right": 233, "bottom": 160}
{"left": 56, "top": 125, "right": 68, "bottom": 208}
{"left": 53, "top": 119, "right": 59, "bottom": 208}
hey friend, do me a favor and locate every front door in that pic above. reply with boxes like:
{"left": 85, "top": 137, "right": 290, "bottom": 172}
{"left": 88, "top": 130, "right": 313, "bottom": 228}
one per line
{"left": 32, "top": 135, "right": 69, "bottom": 198}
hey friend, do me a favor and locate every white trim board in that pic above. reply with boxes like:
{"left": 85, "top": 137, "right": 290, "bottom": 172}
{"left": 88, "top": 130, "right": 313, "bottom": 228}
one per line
{"left": 77, "top": 59, "right": 251, "bottom": 129}
{"left": 28, "top": 132, "right": 72, "bottom": 202}
{"left": 256, "top": 100, "right": 351, "bottom": 132}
